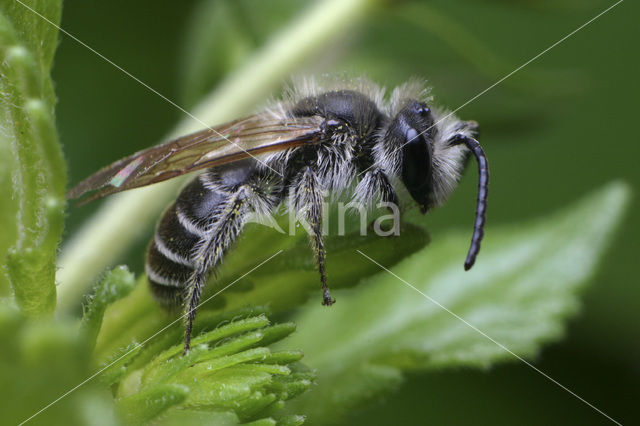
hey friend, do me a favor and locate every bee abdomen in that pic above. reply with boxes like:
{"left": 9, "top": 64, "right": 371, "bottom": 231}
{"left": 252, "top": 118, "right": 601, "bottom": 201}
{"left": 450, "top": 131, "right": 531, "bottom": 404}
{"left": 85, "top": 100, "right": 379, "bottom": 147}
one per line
{"left": 146, "top": 173, "right": 230, "bottom": 309}
{"left": 146, "top": 202, "right": 200, "bottom": 308}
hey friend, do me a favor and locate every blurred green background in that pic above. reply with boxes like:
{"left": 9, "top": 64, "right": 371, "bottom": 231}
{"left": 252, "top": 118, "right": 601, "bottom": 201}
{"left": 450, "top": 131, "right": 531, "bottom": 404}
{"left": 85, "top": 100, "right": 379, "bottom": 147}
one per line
{"left": 40, "top": 0, "right": 640, "bottom": 424}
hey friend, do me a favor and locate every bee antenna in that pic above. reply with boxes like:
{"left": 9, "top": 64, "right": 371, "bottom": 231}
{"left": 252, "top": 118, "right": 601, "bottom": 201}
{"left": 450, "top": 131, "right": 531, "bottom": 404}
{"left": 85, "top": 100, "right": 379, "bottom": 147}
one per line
{"left": 451, "top": 135, "right": 489, "bottom": 270}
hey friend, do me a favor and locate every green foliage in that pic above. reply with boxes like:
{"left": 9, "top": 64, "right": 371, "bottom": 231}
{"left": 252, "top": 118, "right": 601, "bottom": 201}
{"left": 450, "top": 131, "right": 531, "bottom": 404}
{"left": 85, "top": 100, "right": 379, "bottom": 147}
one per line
{"left": 74, "top": 270, "right": 316, "bottom": 424}
{"left": 180, "top": 0, "right": 310, "bottom": 108}
{"left": 0, "top": 283, "right": 312, "bottom": 425}
{"left": 87, "top": 180, "right": 629, "bottom": 425}
{"left": 0, "top": 304, "right": 112, "bottom": 426}
{"left": 106, "top": 310, "right": 314, "bottom": 425}
{"left": 281, "top": 182, "right": 629, "bottom": 423}
{"left": 0, "top": 0, "right": 66, "bottom": 316}
{"left": 0, "top": 0, "right": 635, "bottom": 425}
{"left": 218, "top": 221, "right": 430, "bottom": 313}
{"left": 81, "top": 266, "right": 137, "bottom": 352}
{"left": 115, "top": 384, "right": 188, "bottom": 425}
{"left": 87, "top": 219, "right": 429, "bottom": 360}
{"left": 395, "top": 2, "right": 579, "bottom": 97}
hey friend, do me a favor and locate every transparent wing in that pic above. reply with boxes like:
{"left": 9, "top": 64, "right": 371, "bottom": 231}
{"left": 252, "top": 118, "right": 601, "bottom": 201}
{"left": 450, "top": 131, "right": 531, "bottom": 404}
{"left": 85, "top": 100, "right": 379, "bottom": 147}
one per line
{"left": 68, "top": 114, "right": 324, "bottom": 202}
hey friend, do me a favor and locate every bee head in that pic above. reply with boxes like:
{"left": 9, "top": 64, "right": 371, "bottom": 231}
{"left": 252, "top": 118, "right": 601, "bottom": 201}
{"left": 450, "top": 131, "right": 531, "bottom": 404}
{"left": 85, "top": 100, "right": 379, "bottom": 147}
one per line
{"left": 388, "top": 99, "right": 436, "bottom": 212}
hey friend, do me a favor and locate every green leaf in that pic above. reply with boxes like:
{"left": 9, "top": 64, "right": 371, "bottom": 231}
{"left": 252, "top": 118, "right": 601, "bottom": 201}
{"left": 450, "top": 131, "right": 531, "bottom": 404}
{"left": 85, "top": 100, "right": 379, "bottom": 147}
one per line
{"left": 142, "top": 315, "right": 270, "bottom": 370}
{"left": 81, "top": 266, "right": 137, "bottom": 352}
{"left": 281, "top": 182, "right": 630, "bottom": 423}
{"left": 274, "top": 414, "right": 306, "bottom": 426}
{"left": 0, "top": 0, "right": 66, "bottom": 316}
{"left": 122, "top": 307, "right": 272, "bottom": 372}
{"left": 115, "top": 384, "right": 189, "bottom": 425}
{"left": 216, "top": 222, "right": 429, "bottom": 313}
{"left": 90, "top": 220, "right": 428, "bottom": 360}
{"left": 110, "top": 313, "right": 315, "bottom": 424}
{"left": 99, "top": 341, "right": 144, "bottom": 388}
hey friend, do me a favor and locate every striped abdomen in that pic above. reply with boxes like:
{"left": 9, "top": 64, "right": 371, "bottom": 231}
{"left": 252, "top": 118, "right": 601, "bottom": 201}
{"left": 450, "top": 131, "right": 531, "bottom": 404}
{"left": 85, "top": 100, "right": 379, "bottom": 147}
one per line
{"left": 146, "top": 172, "right": 227, "bottom": 309}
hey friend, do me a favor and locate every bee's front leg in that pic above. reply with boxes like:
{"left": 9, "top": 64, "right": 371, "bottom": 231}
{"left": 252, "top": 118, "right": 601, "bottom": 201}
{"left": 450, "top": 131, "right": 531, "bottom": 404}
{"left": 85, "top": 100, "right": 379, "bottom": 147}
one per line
{"left": 354, "top": 168, "right": 398, "bottom": 209}
{"left": 291, "top": 167, "right": 334, "bottom": 306}
{"left": 355, "top": 168, "right": 401, "bottom": 234}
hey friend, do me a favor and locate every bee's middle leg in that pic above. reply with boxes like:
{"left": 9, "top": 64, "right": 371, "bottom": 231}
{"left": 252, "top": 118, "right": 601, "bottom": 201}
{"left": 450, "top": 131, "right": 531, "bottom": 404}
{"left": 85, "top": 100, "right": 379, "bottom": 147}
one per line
{"left": 291, "top": 167, "right": 334, "bottom": 306}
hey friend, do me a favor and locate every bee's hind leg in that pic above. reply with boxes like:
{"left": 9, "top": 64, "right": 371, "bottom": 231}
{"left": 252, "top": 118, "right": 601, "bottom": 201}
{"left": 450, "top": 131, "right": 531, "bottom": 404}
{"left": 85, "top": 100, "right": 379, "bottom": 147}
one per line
{"left": 182, "top": 190, "right": 249, "bottom": 354}
{"left": 183, "top": 178, "right": 280, "bottom": 354}
{"left": 291, "top": 167, "right": 334, "bottom": 306}
{"left": 183, "top": 270, "right": 206, "bottom": 354}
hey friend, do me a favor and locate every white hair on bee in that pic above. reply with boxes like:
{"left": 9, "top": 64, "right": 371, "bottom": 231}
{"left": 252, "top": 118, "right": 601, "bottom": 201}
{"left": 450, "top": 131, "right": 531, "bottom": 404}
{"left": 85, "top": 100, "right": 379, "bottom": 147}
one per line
{"left": 428, "top": 109, "right": 476, "bottom": 206}
{"left": 386, "top": 78, "right": 433, "bottom": 116}
{"left": 259, "top": 75, "right": 385, "bottom": 199}
{"left": 364, "top": 79, "right": 433, "bottom": 180}
{"left": 381, "top": 78, "right": 476, "bottom": 207}
{"left": 284, "top": 74, "right": 386, "bottom": 108}
{"left": 259, "top": 76, "right": 480, "bottom": 209}
{"left": 260, "top": 99, "right": 290, "bottom": 122}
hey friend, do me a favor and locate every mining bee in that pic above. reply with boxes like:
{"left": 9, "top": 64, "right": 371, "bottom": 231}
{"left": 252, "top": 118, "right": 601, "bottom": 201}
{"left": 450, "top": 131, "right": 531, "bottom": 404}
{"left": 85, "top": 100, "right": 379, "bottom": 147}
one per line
{"left": 69, "top": 77, "right": 489, "bottom": 353}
